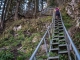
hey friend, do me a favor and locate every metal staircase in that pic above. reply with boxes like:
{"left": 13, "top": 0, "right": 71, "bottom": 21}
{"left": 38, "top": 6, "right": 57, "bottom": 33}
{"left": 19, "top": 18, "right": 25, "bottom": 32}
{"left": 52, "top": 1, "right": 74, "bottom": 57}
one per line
{"left": 48, "top": 18, "right": 70, "bottom": 60}
{"left": 29, "top": 9, "right": 80, "bottom": 60}
{"left": 29, "top": 10, "right": 80, "bottom": 60}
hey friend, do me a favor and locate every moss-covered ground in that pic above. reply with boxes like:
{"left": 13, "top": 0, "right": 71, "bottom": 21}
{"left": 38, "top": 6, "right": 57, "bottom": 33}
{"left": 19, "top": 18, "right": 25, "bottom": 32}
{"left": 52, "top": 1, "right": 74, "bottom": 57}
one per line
{"left": 0, "top": 16, "right": 52, "bottom": 60}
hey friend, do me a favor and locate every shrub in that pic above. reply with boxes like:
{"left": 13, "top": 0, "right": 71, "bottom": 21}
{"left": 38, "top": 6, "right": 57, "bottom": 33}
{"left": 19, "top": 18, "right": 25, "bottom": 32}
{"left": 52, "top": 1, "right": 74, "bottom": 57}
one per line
{"left": 17, "top": 52, "right": 27, "bottom": 60}
{"left": 0, "top": 50, "right": 14, "bottom": 60}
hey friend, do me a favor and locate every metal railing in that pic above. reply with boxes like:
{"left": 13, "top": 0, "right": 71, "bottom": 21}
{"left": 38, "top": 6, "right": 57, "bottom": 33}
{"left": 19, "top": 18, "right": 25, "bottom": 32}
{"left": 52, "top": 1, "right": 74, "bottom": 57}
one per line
{"left": 60, "top": 12, "right": 80, "bottom": 60}
{"left": 29, "top": 22, "right": 54, "bottom": 60}
{"left": 29, "top": 12, "right": 55, "bottom": 60}
{"left": 30, "top": 10, "right": 80, "bottom": 60}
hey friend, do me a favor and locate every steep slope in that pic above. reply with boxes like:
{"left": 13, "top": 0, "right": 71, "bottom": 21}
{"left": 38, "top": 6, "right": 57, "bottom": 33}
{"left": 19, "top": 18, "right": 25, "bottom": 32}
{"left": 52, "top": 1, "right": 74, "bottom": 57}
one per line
{"left": 0, "top": 16, "right": 52, "bottom": 60}
{"left": 61, "top": 0, "right": 80, "bottom": 52}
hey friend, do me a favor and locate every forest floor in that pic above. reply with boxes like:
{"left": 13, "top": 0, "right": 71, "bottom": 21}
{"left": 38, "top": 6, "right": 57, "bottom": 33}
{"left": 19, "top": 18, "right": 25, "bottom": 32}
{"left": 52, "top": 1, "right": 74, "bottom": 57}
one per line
{"left": 0, "top": 16, "right": 52, "bottom": 60}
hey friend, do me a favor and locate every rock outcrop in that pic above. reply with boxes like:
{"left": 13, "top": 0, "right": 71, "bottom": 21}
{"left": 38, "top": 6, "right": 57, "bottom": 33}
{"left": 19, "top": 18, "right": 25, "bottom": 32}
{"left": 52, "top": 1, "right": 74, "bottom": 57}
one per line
{"left": 55, "top": 0, "right": 80, "bottom": 28}
{"left": 13, "top": 25, "right": 22, "bottom": 31}
{"left": 65, "top": 0, "right": 80, "bottom": 28}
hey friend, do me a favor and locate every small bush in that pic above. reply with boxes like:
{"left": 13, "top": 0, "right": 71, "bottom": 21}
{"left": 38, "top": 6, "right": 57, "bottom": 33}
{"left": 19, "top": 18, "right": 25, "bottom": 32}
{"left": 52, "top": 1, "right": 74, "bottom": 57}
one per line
{"left": 0, "top": 50, "right": 14, "bottom": 60}
{"left": 74, "top": 32, "right": 80, "bottom": 39}
{"left": 17, "top": 51, "right": 27, "bottom": 60}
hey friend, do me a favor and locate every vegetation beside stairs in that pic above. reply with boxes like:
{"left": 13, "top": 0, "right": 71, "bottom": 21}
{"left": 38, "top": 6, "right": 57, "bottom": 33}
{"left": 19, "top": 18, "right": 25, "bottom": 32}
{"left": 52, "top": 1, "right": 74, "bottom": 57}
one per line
{"left": 0, "top": 16, "right": 52, "bottom": 60}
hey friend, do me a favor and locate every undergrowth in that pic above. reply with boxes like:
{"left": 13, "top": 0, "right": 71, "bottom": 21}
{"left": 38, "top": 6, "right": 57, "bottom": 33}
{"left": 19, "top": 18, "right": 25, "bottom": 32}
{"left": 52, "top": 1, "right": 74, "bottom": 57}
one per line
{"left": 0, "top": 50, "right": 27, "bottom": 60}
{"left": 61, "top": 8, "right": 73, "bottom": 29}
{"left": 0, "top": 16, "right": 52, "bottom": 59}
{"left": 73, "top": 31, "right": 80, "bottom": 49}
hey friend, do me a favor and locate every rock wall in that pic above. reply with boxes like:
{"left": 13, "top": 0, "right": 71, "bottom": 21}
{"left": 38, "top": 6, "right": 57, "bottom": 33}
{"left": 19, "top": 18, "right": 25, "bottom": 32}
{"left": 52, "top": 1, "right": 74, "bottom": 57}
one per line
{"left": 65, "top": 0, "right": 80, "bottom": 28}
{"left": 52, "top": 0, "right": 80, "bottom": 28}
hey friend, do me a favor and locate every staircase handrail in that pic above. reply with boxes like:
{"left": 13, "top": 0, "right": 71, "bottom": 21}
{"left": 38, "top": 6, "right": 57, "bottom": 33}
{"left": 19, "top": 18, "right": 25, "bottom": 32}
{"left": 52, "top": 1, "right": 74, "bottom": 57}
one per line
{"left": 60, "top": 12, "right": 80, "bottom": 60}
{"left": 29, "top": 22, "right": 53, "bottom": 60}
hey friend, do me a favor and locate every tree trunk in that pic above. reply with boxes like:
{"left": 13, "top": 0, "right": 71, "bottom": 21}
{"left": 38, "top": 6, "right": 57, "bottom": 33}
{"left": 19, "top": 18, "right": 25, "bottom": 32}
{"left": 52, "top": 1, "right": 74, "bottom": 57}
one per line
{"left": 34, "top": 0, "right": 36, "bottom": 18}
{"left": 41, "top": 0, "right": 43, "bottom": 10}
{"left": 36, "top": 0, "right": 39, "bottom": 12}
{"left": 34, "top": 0, "right": 39, "bottom": 18}
{"left": 14, "top": 0, "right": 20, "bottom": 20}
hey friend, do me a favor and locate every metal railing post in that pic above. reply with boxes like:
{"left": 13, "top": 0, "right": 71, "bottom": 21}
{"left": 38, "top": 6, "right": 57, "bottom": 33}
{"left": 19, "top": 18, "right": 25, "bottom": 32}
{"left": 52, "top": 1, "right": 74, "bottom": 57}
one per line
{"left": 65, "top": 32, "right": 71, "bottom": 60}
{"left": 48, "top": 29, "right": 50, "bottom": 40}
{"left": 34, "top": 56, "right": 36, "bottom": 60}
{"left": 44, "top": 38, "right": 48, "bottom": 56}
{"left": 52, "top": 11, "right": 55, "bottom": 38}
{"left": 29, "top": 24, "right": 51, "bottom": 60}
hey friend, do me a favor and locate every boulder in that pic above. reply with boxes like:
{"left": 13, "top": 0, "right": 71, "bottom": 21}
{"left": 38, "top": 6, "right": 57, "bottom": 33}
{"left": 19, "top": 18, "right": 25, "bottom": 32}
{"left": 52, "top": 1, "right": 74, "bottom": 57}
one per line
{"left": 40, "top": 44, "right": 49, "bottom": 53}
{"left": 65, "top": 0, "right": 80, "bottom": 28}
{"left": 32, "top": 36, "right": 39, "bottom": 43}
{"left": 13, "top": 25, "right": 22, "bottom": 31}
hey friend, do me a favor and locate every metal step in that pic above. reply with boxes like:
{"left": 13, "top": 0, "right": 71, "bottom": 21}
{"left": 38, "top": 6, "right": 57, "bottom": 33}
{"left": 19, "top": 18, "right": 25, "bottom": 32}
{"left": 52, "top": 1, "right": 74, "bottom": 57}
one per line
{"left": 58, "top": 23, "right": 62, "bottom": 24}
{"left": 59, "top": 34, "right": 64, "bottom": 36}
{"left": 58, "top": 26, "right": 63, "bottom": 27}
{"left": 59, "top": 36, "right": 65, "bottom": 40}
{"left": 59, "top": 29, "right": 63, "bottom": 31}
{"left": 58, "top": 21, "right": 62, "bottom": 22}
{"left": 53, "top": 38, "right": 59, "bottom": 41}
{"left": 59, "top": 27, "right": 63, "bottom": 29}
{"left": 52, "top": 41, "right": 58, "bottom": 43}
{"left": 50, "top": 48, "right": 59, "bottom": 51}
{"left": 58, "top": 36, "right": 64, "bottom": 38}
{"left": 59, "top": 44, "right": 67, "bottom": 47}
{"left": 59, "top": 51, "right": 68, "bottom": 54}
{"left": 51, "top": 44, "right": 59, "bottom": 49}
{"left": 59, "top": 32, "right": 64, "bottom": 34}
{"left": 57, "top": 20, "right": 61, "bottom": 21}
{"left": 48, "top": 17, "right": 70, "bottom": 60}
{"left": 52, "top": 38, "right": 59, "bottom": 40}
{"left": 51, "top": 43, "right": 59, "bottom": 45}
{"left": 59, "top": 39, "right": 65, "bottom": 42}
{"left": 58, "top": 24, "right": 62, "bottom": 26}
{"left": 54, "top": 28, "right": 59, "bottom": 30}
{"left": 54, "top": 32, "right": 59, "bottom": 34}
{"left": 59, "top": 41, "right": 66, "bottom": 45}
{"left": 58, "top": 22, "right": 62, "bottom": 23}
{"left": 54, "top": 36, "right": 59, "bottom": 38}
{"left": 55, "top": 21, "right": 58, "bottom": 23}
{"left": 54, "top": 26, "right": 58, "bottom": 29}
{"left": 48, "top": 56, "right": 59, "bottom": 60}
{"left": 55, "top": 25, "right": 58, "bottom": 27}
{"left": 54, "top": 35, "right": 59, "bottom": 37}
